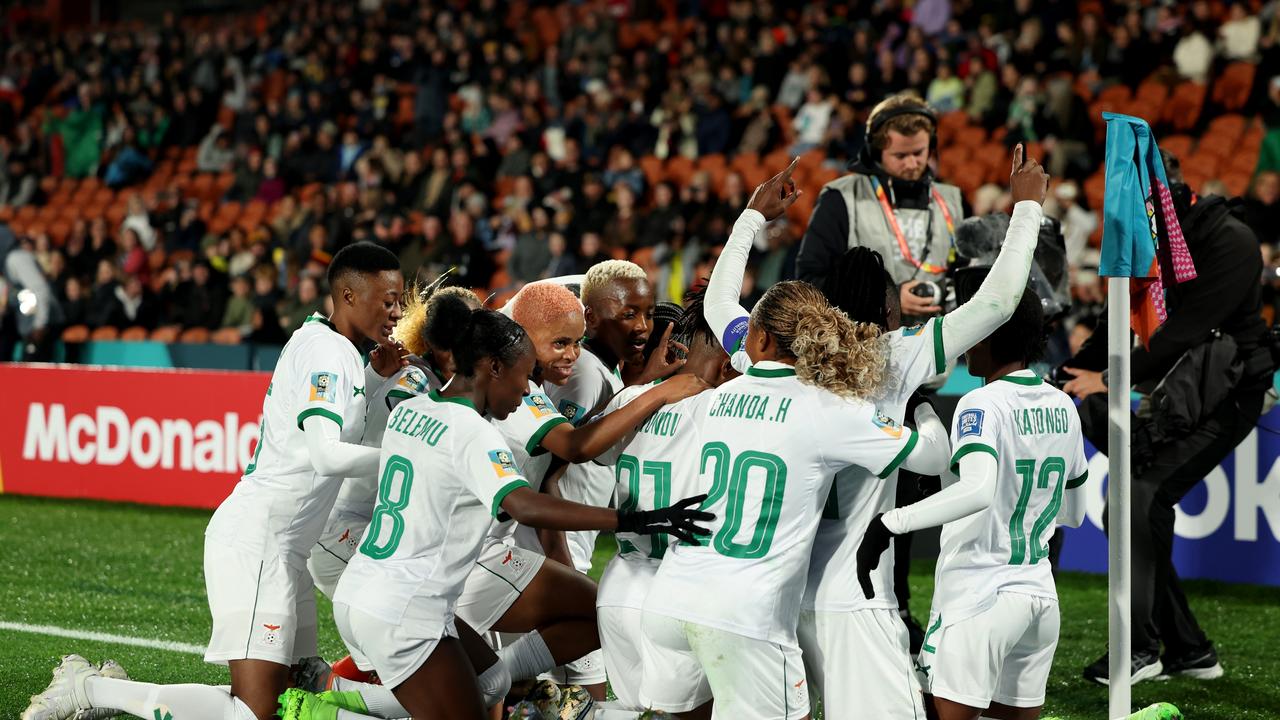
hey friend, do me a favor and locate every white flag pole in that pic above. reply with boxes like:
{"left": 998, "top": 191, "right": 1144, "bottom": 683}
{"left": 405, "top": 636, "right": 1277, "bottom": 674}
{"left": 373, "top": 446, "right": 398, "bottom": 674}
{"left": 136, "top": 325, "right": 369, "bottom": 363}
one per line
{"left": 1107, "top": 276, "right": 1133, "bottom": 717}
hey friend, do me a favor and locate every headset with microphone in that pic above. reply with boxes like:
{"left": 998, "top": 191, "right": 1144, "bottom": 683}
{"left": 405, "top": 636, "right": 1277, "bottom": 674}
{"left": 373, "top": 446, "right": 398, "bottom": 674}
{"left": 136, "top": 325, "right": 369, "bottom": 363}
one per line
{"left": 864, "top": 101, "right": 939, "bottom": 165}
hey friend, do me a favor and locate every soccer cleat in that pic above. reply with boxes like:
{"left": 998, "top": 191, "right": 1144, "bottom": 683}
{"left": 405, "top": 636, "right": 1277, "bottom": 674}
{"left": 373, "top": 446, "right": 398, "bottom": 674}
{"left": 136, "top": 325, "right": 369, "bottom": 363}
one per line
{"left": 508, "top": 700, "right": 547, "bottom": 719}
{"left": 1117, "top": 702, "right": 1183, "bottom": 720}
{"left": 1160, "top": 645, "right": 1223, "bottom": 680}
{"left": 555, "top": 685, "right": 596, "bottom": 720}
{"left": 72, "top": 660, "right": 129, "bottom": 720}
{"left": 291, "top": 656, "right": 333, "bottom": 693}
{"left": 21, "top": 655, "right": 99, "bottom": 720}
{"left": 521, "top": 679, "right": 563, "bottom": 713}
{"left": 1082, "top": 650, "right": 1163, "bottom": 686}
{"left": 329, "top": 655, "right": 380, "bottom": 685}
{"left": 278, "top": 688, "right": 340, "bottom": 720}
{"left": 315, "top": 689, "right": 371, "bottom": 714}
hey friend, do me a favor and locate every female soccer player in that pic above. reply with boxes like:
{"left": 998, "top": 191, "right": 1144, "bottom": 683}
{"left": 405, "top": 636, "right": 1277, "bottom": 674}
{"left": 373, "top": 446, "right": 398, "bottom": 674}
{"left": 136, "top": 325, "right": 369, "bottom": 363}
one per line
{"left": 856, "top": 289, "right": 1088, "bottom": 720}
{"left": 639, "top": 278, "right": 951, "bottom": 720}
{"left": 310, "top": 296, "right": 712, "bottom": 720}
{"left": 24, "top": 242, "right": 406, "bottom": 720}
{"left": 707, "top": 149, "right": 1049, "bottom": 719}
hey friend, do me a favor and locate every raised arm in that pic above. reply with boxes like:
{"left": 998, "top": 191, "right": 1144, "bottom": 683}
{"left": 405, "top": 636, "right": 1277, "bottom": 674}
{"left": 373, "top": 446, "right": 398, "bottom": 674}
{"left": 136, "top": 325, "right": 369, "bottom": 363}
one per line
{"left": 939, "top": 145, "right": 1049, "bottom": 361}
{"left": 706, "top": 159, "right": 803, "bottom": 370}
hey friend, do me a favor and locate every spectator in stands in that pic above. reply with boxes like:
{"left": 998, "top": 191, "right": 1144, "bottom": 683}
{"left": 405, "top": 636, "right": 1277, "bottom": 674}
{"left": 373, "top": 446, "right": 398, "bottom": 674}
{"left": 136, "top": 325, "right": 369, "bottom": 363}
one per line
{"left": 60, "top": 275, "right": 90, "bottom": 329}
{"left": 0, "top": 153, "right": 37, "bottom": 207}
{"left": 122, "top": 194, "right": 157, "bottom": 252}
{"left": 637, "top": 182, "right": 681, "bottom": 249}
{"left": 103, "top": 126, "right": 153, "bottom": 189}
{"left": 545, "top": 231, "right": 577, "bottom": 278}
{"left": 926, "top": 61, "right": 966, "bottom": 113}
{"left": 117, "top": 227, "right": 150, "bottom": 286}
{"left": 1219, "top": 2, "right": 1262, "bottom": 61}
{"left": 792, "top": 87, "right": 835, "bottom": 154}
{"left": 105, "top": 274, "right": 160, "bottom": 331}
{"left": 509, "top": 206, "right": 553, "bottom": 285}
{"left": 226, "top": 147, "right": 264, "bottom": 202}
{"left": 1241, "top": 170, "right": 1280, "bottom": 245}
{"left": 1174, "top": 26, "right": 1214, "bottom": 82}
{"left": 577, "top": 231, "right": 611, "bottom": 270}
{"left": 427, "top": 211, "right": 494, "bottom": 289}
{"left": 0, "top": 224, "right": 60, "bottom": 361}
{"left": 278, "top": 274, "right": 323, "bottom": 333}
{"left": 196, "top": 127, "right": 234, "bottom": 173}
{"left": 255, "top": 157, "right": 287, "bottom": 204}
{"left": 220, "top": 274, "right": 254, "bottom": 334}
{"left": 43, "top": 83, "right": 104, "bottom": 179}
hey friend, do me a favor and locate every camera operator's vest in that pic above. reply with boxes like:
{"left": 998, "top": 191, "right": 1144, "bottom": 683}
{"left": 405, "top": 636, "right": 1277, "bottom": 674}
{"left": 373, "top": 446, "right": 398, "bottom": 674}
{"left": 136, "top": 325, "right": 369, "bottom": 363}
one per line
{"left": 825, "top": 173, "right": 964, "bottom": 286}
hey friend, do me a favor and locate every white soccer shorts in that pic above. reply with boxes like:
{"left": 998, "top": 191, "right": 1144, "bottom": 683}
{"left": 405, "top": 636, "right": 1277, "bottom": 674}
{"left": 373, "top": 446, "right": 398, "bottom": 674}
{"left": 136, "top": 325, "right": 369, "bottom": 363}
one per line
{"left": 306, "top": 511, "right": 368, "bottom": 599}
{"left": 639, "top": 612, "right": 809, "bottom": 719}
{"left": 918, "top": 592, "right": 1060, "bottom": 709}
{"left": 455, "top": 540, "right": 546, "bottom": 632}
{"left": 797, "top": 608, "right": 924, "bottom": 720}
{"left": 203, "top": 543, "right": 318, "bottom": 665}
{"left": 598, "top": 606, "right": 645, "bottom": 709}
{"left": 333, "top": 600, "right": 458, "bottom": 688}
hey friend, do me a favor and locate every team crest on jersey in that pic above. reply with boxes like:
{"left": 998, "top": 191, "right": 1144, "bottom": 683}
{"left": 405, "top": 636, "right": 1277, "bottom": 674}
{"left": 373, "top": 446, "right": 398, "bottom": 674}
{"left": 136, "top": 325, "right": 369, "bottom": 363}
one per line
{"left": 902, "top": 323, "right": 926, "bottom": 337}
{"left": 958, "top": 409, "right": 985, "bottom": 437}
{"left": 488, "top": 449, "right": 519, "bottom": 478}
{"left": 558, "top": 400, "right": 586, "bottom": 424}
{"left": 309, "top": 372, "right": 338, "bottom": 402}
{"left": 258, "top": 623, "right": 283, "bottom": 647}
{"left": 500, "top": 549, "right": 527, "bottom": 571}
{"left": 524, "top": 393, "right": 557, "bottom": 418}
{"left": 398, "top": 367, "right": 429, "bottom": 394}
{"left": 872, "top": 411, "right": 904, "bottom": 439}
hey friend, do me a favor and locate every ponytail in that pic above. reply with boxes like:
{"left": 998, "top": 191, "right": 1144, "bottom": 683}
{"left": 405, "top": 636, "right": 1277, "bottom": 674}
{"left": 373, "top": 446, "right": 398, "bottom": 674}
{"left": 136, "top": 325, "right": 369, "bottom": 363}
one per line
{"left": 752, "top": 281, "right": 888, "bottom": 400}
{"left": 424, "top": 294, "right": 530, "bottom": 377}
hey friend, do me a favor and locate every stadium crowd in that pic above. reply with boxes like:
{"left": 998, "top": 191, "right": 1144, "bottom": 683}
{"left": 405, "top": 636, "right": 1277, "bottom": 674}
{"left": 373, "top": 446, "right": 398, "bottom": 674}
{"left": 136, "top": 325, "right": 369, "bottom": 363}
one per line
{"left": 3, "top": 0, "right": 1280, "bottom": 348}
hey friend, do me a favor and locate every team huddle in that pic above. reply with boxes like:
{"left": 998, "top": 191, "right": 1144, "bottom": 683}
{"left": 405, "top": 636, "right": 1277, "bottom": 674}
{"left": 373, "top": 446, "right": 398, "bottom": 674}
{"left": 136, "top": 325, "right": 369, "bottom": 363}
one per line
{"left": 24, "top": 148, "right": 1092, "bottom": 720}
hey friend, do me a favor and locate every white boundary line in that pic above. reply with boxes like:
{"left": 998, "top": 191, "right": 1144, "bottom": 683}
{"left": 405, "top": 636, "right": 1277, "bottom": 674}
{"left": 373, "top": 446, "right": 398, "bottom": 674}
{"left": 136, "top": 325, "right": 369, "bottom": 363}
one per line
{"left": 0, "top": 621, "right": 205, "bottom": 655}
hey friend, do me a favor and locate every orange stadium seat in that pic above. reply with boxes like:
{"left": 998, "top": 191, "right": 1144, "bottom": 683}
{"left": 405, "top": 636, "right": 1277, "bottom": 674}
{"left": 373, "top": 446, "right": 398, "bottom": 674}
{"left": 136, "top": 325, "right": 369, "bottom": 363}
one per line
{"left": 120, "top": 326, "right": 149, "bottom": 342}
{"left": 61, "top": 325, "right": 90, "bottom": 343}
{"left": 1213, "top": 62, "right": 1256, "bottom": 112}
{"left": 90, "top": 326, "right": 120, "bottom": 341}
{"left": 211, "top": 327, "right": 243, "bottom": 345}
{"left": 179, "top": 327, "right": 211, "bottom": 344}
{"left": 149, "top": 325, "right": 181, "bottom": 343}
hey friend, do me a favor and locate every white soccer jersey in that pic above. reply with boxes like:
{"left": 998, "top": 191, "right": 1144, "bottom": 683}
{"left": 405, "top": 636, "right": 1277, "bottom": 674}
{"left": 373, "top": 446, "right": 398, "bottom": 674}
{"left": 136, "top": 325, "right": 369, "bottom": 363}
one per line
{"left": 206, "top": 313, "right": 367, "bottom": 566}
{"left": 645, "top": 361, "right": 919, "bottom": 645}
{"left": 488, "top": 379, "right": 572, "bottom": 542}
{"left": 546, "top": 347, "right": 625, "bottom": 570}
{"left": 931, "top": 371, "right": 1088, "bottom": 626}
{"left": 596, "top": 384, "right": 716, "bottom": 609}
{"left": 805, "top": 317, "right": 947, "bottom": 611}
{"left": 331, "top": 359, "right": 444, "bottom": 520}
{"left": 334, "top": 390, "right": 531, "bottom": 626}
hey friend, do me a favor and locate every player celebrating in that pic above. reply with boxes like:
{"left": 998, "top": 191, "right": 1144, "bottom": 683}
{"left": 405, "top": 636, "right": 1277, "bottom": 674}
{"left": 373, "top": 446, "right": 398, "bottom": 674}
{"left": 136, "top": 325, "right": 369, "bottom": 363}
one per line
{"left": 705, "top": 149, "right": 1049, "bottom": 718}
{"left": 639, "top": 278, "right": 952, "bottom": 719}
{"left": 24, "top": 242, "right": 405, "bottom": 720}
{"left": 286, "top": 296, "right": 712, "bottom": 720}
{"left": 856, "top": 288, "right": 1088, "bottom": 720}
{"left": 591, "top": 291, "right": 736, "bottom": 712}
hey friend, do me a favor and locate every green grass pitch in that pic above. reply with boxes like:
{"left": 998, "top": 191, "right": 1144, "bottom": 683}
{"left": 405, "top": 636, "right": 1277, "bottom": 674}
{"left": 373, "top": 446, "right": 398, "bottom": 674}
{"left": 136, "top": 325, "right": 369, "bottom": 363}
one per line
{"left": 1, "top": 495, "right": 1277, "bottom": 719}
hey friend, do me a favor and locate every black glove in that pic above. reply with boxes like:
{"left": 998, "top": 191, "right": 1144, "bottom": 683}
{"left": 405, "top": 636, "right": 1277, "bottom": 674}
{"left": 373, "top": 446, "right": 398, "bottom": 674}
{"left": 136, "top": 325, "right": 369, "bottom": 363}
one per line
{"left": 904, "top": 391, "right": 934, "bottom": 428}
{"left": 856, "top": 513, "right": 896, "bottom": 598}
{"left": 617, "top": 493, "right": 714, "bottom": 545}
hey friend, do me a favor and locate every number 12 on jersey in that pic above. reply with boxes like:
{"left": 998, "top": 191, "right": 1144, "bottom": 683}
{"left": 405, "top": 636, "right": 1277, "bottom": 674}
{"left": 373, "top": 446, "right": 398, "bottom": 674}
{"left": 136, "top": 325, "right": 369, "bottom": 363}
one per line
{"left": 1009, "top": 456, "right": 1066, "bottom": 566}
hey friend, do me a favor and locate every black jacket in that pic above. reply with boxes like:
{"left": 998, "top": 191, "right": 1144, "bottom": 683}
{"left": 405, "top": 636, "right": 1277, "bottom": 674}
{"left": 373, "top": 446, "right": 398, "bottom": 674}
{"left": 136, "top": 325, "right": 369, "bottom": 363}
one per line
{"left": 1066, "top": 196, "right": 1269, "bottom": 388}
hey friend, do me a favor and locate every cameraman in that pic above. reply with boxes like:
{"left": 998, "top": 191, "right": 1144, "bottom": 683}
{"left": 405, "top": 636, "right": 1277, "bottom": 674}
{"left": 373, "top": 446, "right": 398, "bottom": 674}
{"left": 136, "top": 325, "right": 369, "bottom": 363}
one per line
{"left": 1060, "top": 151, "right": 1271, "bottom": 684}
{"left": 796, "top": 92, "right": 964, "bottom": 321}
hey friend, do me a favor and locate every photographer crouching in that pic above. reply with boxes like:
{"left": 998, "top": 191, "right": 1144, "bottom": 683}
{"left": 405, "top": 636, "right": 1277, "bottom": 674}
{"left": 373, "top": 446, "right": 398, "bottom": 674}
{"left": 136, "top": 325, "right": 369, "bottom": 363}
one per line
{"left": 1058, "top": 151, "right": 1274, "bottom": 685}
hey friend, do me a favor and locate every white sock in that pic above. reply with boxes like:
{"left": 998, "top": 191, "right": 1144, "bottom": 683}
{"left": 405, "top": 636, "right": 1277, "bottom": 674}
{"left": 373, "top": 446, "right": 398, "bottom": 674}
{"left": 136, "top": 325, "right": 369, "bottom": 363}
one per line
{"left": 335, "top": 709, "right": 383, "bottom": 720}
{"left": 476, "top": 659, "right": 512, "bottom": 707}
{"left": 497, "top": 631, "right": 556, "bottom": 681}
{"left": 328, "top": 678, "right": 409, "bottom": 718}
{"left": 592, "top": 703, "right": 640, "bottom": 720}
{"left": 84, "top": 676, "right": 257, "bottom": 719}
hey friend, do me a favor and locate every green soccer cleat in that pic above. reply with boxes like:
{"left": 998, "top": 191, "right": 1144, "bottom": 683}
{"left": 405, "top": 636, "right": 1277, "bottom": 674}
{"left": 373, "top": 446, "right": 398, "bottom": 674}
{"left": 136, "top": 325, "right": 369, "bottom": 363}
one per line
{"left": 278, "top": 688, "right": 344, "bottom": 720}
{"left": 1117, "top": 702, "right": 1183, "bottom": 720}
{"left": 315, "top": 689, "right": 371, "bottom": 714}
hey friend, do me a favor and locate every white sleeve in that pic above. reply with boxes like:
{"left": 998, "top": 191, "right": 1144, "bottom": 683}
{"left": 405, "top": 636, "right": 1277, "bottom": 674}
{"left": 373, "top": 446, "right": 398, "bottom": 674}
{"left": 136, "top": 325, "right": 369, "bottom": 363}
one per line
{"left": 302, "top": 415, "right": 381, "bottom": 478}
{"left": 882, "top": 450, "right": 999, "bottom": 534}
{"left": 899, "top": 402, "right": 950, "bottom": 475}
{"left": 1057, "top": 435, "right": 1090, "bottom": 528}
{"left": 706, "top": 209, "right": 766, "bottom": 373}
{"left": 939, "top": 201, "right": 1043, "bottom": 361}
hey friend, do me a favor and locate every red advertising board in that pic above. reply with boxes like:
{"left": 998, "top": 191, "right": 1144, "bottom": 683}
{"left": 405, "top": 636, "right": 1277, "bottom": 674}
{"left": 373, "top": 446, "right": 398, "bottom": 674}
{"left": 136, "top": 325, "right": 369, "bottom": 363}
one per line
{"left": 0, "top": 364, "right": 269, "bottom": 509}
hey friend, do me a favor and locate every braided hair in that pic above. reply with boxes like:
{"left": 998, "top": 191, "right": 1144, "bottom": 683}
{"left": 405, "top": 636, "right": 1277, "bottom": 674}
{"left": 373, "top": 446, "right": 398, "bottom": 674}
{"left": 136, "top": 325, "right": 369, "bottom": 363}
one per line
{"left": 821, "top": 247, "right": 895, "bottom": 330}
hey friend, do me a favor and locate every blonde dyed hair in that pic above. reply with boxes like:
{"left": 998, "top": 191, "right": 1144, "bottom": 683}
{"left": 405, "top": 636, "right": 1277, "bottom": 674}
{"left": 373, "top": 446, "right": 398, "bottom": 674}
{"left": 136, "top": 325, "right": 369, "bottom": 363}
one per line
{"left": 581, "top": 259, "right": 647, "bottom": 307}
{"left": 751, "top": 281, "right": 887, "bottom": 401}
{"left": 394, "top": 283, "right": 481, "bottom": 358}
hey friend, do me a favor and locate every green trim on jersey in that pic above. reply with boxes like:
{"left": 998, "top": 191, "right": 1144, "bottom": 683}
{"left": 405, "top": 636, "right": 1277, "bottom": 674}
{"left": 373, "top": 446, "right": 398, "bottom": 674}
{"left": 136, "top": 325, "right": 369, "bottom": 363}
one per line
{"left": 303, "top": 313, "right": 336, "bottom": 330}
{"left": 526, "top": 416, "right": 571, "bottom": 456}
{"left": 1067, "top": 470, "right": 1089, "bottom": 489}
{"left": 297, "top": 407, "right": 343, "bottom": 431}
{"left": 387, "top": 389, "right": 416, "bottom": 402}
{"left": 429, "top": 389, "right": 476, "bottom": 410}
{"left": 949, "top": 442, "right": 998, "bottom": 473}
{"left": 745, "top": 366, "right": 798, "bottom": 378}
{"left": 491, "top": 479, "right": 531, "bottom": 518}
{"left": 933, "top": 316, "right": 946, "bottom": 375}
{"left": 997, "top": 373, "right": 1043, "bottom": 386}
{"left": 878, "top": 428, "right": 919, "bottom": 478}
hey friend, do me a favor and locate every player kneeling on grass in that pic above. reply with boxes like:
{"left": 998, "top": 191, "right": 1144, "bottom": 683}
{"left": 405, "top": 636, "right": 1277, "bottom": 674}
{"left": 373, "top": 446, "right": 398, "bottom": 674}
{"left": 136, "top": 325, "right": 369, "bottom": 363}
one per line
{"left": 857, "top": 287, "right": 1089, "bottom": 720}
{"left": 279, "top": 297, "right": 713, "bottom": 720}
{"left": 23, "top": 242, "right": 406, "bottom": 720}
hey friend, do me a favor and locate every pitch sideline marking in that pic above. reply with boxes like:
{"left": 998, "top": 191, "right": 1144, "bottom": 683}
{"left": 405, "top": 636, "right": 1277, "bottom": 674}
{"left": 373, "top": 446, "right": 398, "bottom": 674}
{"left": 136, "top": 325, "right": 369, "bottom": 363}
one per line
{"left": 0, "top": 620, "right": 205, "bottom": 655}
